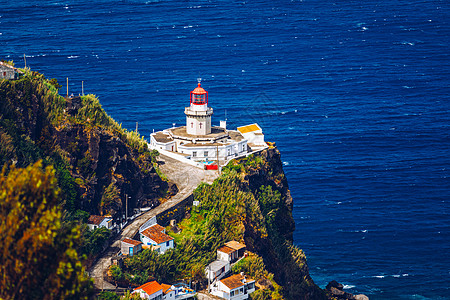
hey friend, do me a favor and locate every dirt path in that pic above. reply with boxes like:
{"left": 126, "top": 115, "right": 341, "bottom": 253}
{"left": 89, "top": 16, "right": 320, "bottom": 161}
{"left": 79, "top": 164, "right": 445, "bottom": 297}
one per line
{"left": 89, "top": 153, "right": 219, "bottom": 289}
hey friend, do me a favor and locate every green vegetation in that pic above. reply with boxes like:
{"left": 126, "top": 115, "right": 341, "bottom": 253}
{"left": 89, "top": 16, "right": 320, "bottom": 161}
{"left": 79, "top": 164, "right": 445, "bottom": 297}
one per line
{"left": 98, "top": 291, "right": 120, "bottom": 300}
{"left": 80, "top": 226, "right": 111, "bottom": 258}
{"left": 0, "top": 68, "right": 166, "bottom": 218}
{"left": 109, "top": 152, "right": 321, "bottom": 299}
{"left": 0, "top": 161, "right": 92, "bottom": 299}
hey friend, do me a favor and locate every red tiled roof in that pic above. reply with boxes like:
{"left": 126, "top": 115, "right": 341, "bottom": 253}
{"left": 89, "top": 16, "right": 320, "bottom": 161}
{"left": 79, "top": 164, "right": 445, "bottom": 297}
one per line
{"left": 122, "top": 238, "right": 142, "bottom": 246}
{"left": 87, "top": 215, "right": 106, "bottom": 225}
{"left": 151, "top": 224, "right": 166, "bottom": 232}
{"left": 220, "top": 274, "right": 245, "bottom": 290}
{"left": 217, "top": 245, "right": 236, "bottom": 255}
{"left": 142, "top": 226, "right": 173, "bottom": 244}
{"left": 134, "top": 281, "right": 163, "bottom": 296}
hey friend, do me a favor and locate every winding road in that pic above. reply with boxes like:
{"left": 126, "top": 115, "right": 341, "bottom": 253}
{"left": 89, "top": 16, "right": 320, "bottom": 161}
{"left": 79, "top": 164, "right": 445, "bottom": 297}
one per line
{"left": 89, "top": 154, "right": 219, "bottom": 290}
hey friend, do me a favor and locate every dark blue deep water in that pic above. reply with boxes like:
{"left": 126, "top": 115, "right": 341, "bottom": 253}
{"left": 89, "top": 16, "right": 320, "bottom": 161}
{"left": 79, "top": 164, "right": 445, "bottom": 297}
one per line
{"left": 2, "top": 1, "right": 449, "bottom": 298}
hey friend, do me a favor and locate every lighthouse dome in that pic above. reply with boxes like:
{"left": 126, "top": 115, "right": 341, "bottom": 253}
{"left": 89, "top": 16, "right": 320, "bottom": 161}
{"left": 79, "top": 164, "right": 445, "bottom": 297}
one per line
{"left": 192, "top": 83, "right": 207, "bottom": 95}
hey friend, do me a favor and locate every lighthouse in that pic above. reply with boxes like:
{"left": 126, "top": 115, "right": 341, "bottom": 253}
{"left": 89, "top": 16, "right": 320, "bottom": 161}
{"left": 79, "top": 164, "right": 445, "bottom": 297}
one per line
{"left": 185, "top": 80, "right": 213, "bottom": 135}
{"left": 150, "top": 79, "right": 265, "bottom": 164}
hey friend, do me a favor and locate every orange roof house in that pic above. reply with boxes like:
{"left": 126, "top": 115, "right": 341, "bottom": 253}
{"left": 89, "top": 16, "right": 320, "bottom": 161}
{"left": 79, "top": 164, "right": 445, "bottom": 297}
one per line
{"left": 217, "top": 241, "right": 246, "bottom": 263}
{"left": 121, "top": 238, "right": 143, "bottom": 256}
{"left": 140, "top": 223, "right": 174, "bottom": 254}
{"left": 133, "top": 281, "right": 163, "bottom": 299}
{"left": 211, "top": 273, "right": 256, "bottom": 299}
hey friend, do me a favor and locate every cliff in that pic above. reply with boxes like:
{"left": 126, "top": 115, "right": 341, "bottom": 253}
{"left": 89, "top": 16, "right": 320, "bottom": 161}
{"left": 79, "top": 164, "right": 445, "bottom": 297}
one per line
{"left": 0, "top": 70, "right": 169, "bottom": 219}
{"left": 110, "top": 148, "right": 327, "bottom": 300}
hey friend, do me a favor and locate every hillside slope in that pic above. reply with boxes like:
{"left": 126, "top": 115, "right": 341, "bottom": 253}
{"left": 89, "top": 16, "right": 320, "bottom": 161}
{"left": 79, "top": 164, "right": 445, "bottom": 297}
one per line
{"left": 0, "top": 70, "right": 168, "bottom": 220}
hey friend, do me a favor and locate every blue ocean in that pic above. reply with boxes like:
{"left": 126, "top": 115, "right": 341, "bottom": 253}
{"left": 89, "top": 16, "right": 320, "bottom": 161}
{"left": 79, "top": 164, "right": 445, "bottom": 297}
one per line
{"left": 2, "top": 0, "right": 449, "bottom": 298}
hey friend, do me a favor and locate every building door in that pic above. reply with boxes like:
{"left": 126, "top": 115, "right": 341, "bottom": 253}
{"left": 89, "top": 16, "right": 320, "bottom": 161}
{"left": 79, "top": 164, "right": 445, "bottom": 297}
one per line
{"left": 129, "top": 247, "right": 133, "bottom": 256}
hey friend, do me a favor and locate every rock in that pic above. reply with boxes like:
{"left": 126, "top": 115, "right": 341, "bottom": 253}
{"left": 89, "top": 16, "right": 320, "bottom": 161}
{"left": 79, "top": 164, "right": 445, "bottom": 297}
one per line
{"left": 326, "top": 281, "right": 369, "bottom": 300}
{"left": 326, "top": 280, "right": 344, "bottom": 291}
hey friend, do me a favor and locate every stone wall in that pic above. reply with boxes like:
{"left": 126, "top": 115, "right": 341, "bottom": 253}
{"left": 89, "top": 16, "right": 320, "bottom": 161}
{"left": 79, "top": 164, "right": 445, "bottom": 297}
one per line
{"left": 156, "top": 194, "right": 194, "bottom": 226}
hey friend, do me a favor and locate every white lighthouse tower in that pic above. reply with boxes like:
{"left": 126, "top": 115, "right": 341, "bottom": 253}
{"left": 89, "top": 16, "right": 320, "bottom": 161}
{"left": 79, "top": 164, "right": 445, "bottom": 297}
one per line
{"left": 185, "top": 79, "right": 213, "bottom": 135}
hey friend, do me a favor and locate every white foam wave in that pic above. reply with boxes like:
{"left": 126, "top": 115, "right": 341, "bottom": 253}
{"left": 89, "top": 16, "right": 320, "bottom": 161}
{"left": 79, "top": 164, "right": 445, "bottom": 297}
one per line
{"left": 373, "top": 275, "right": 385, "bottom": 278}
{"left": 343, "top": 285, "right": 355, "bottom": 289}
{"left": 67, "top": 55, "right": 79, "bottom": 59}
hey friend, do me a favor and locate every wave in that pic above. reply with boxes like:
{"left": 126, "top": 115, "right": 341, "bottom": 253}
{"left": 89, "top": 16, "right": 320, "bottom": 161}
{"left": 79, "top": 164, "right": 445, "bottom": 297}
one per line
{"left": 343, "top": 284, "right": 355, "bottom": 289}
{"left": 372, "top": 274, "right": 409, "bottom": 279}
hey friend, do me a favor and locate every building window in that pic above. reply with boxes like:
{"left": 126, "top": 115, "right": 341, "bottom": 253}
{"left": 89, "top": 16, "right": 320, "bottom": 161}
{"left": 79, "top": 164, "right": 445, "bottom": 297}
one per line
{"left": 230, "top": 291, "right": 235, "bottom": 297}
{"left": 192, "top": 151, "right": 197, "bottom": 157}
{"left": 204, "top": 151, "right": 208, "bottom": 157}
{"left": 166, "top": 241, "right": 170, "bottom": 247}
{"left": 191, "top": 122, "right": 193, "bottom": 128}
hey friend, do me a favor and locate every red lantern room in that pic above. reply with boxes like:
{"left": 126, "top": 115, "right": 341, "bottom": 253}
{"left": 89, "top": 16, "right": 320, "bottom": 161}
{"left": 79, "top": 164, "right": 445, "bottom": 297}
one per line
{"left": 190, "top": 82, "right": 208, "bottom": 105}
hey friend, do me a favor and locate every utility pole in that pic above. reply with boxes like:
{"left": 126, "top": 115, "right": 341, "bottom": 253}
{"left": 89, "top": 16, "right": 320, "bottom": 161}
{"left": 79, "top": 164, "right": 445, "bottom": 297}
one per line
{"left": 136, "top": 122, "right": 138, "bottom": 133}
{"left": 125, "top": 193, "right": 128, "bottom": 221}
{"left": 208, "top": 265, "right": 211, "bottom": 293}
{"left": 101, "top": 259, "right": 104, "bottom": 291}
{"left": 23, "top": 54, "right": 26, "bottom": 68}
{"left": 216, "top": 144, "right": 220, "bottom": 175}
{"left": 82, "top": 81, "right": 84, "bottom": 96}
{"left": 66, "top": 77, "right": 69, "bottom": 98}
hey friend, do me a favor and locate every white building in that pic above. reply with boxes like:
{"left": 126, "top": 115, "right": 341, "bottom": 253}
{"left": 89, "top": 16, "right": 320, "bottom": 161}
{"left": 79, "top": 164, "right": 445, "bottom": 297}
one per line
{"left": 87, "top": 215, "right": 114, "bottom": 230}
{"left": 133, "top": 281, "right": 163, "bottom": 300}
{"left": 237, "top": 124, "right": 266, "bottom": 149}
{"left": 150, "top": 82, "right": 266, "bottom": 164}
{"left": 161, "top": 284, "right": 175, "bottom": 300}
{"left": 210, "top": 273, "right": 255, "bottom": 300}
{"left": 206, "top": 260, "right": 230, "bottom": 282}
{"left": 217, "top": 241, "right": 246, "bottom": 263}
{"left": 0, "top": 61, "right": 21, "bottom": 80}
{"left": 140, "top": 223, "right": 174, "bottom": 254}
{"left": 121, "top": 238, "right": 143, "bottom": 257}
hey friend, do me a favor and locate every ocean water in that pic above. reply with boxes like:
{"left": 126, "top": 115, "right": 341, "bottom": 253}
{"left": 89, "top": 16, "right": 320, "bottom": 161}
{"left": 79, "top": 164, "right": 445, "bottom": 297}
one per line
{"left": 1, "top": 1, "right": 449, "bottom": 298}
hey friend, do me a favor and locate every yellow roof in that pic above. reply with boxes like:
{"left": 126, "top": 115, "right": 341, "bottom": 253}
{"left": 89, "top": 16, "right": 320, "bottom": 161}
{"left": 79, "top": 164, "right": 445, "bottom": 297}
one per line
{"left": 237, "top": 124, "right": 260, "bottom": 134}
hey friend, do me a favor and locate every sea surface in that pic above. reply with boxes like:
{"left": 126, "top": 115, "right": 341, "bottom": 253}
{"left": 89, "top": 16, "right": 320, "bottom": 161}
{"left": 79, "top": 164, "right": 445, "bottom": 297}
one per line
{"left": 1, "top": 0, "right": 449, "bottom": 298}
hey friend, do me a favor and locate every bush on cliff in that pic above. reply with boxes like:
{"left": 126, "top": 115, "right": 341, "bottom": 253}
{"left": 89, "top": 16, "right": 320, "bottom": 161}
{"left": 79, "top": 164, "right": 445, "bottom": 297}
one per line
{"left": 0, "top": 69, "right": 167, "bottom": 220}
{"left": 0, "top": 161, "right": 92, "bottom": 299}
{"left": 110, "top": 151, "right": 325, "bottom": 299}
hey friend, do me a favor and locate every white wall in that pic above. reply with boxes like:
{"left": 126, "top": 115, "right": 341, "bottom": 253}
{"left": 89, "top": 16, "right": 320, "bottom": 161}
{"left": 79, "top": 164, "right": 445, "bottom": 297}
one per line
{"left": 217, "top": 250, "right": 231, "bottom": 262}
{"left": 140, "top": 234, "right": 174, "bottom": 254}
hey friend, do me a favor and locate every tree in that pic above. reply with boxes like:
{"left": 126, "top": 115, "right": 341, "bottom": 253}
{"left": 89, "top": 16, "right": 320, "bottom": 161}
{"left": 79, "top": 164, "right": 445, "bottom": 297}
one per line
{"left": 0, "top": 161, "right": 92, "bottom": 299}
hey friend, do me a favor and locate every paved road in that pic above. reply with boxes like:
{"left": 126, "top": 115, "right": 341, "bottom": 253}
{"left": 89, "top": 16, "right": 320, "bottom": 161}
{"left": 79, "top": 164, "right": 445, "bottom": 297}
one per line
{"left": 89, "top": 153, "right": 219, "bottom": 289}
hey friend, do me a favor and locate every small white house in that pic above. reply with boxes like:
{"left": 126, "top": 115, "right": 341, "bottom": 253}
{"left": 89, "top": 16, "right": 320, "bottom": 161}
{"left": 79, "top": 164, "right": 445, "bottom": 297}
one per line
{"left": 121, "top": 238, "right": 143, "bottom": 256}
{"left": 237, "top": 124, "right": 266, "bottom": 149}
{"left": 140, "top": 224, "right": 174, "bottom": 254}
{"left": 206, "top": 260, "right": 230, "bottom": 282}
{"left": 87, "top": 215, "right": 114, "bottom": 230}
{"left": 217, "top": 246, "right": 239, "bottom": 263}
{"left": 0, "top": 62, "right": 21, "bottom": 80}
{"left": 133, "top": 281, "right": 163, "bottom": 300}
{"left": 150, "top": 131, "right": 177, "bottom": 152}
{"left": 211, "top": 274, "right": 255, "bottom": 300}
{"left": 217, "top": 241, "right": 246, "bottom": 263}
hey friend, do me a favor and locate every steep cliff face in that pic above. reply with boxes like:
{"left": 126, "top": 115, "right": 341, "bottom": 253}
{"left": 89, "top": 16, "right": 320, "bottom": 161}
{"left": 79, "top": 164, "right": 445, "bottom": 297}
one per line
{"left": 0, "top": 71, "right": 168, "bottom": 218}
{"left": 230, "top": 148, "right": 326, "bottom": 300}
